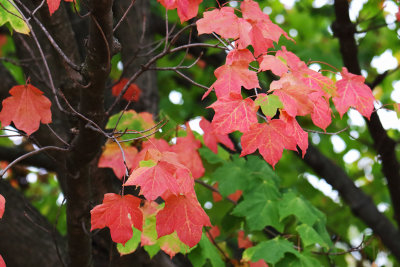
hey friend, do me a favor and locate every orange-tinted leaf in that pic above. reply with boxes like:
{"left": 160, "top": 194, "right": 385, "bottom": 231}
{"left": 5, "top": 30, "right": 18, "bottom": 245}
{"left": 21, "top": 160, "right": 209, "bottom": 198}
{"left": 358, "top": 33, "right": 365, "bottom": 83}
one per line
{"left": 238, "top": 230, "right": 253, "bottom": 249}
{"left": 171, "top": 123, "right": 204, "bottom": 179}
{"left": 271, "top": 74, "right": 314, "bottom": 117}
{"left": 90, "top": 193, "right": 143, "bottom": 245}
{"left": 226, "top": 49, "right": 255, "bottom": 65}
{"left": 333, "top": 67, "right": 374, "bottom": 119}
{"left": 209, "top": 93, "right": 258, "bottom": 135}
{"left": 258, "top": 54, "right": 288, "bottom": 76}
{"left": 158, "top": 0, "right": 202, "bottom": 22}
{"left": 200, "top": 117, "right": 235, "bottom": 154}
{"left": 0, "top": 194, "right": 4, "bottom": 219}
{"left": 47, "top": 0, "right": 73, "bottom": 15}
{"left": 156, "top": 193, "right": 211, "bottom": 247}
{"left": 112, "top": 78, "right": 141, "bottom": 102}
{"left": 130, "top": 138, "right": 171, "bottom": 170}
{"left": 98, "top": 142, "right": 138, "bottom": 179}
{"left": 240, "top": 121, "right": 296, "bottom": 168}
{"left": 0, "top": 83, "right": 52, "bottom": 135}
{"left": 125, "top": 149, "right": 193, "bottom": 200}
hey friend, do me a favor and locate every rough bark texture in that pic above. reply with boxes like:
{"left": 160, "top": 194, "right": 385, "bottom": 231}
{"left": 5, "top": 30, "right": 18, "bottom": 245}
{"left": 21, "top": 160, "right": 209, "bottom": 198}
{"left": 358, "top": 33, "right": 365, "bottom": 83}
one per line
{"left": 0, "top": 179, "right": 67, "bottom": 267}
{"left": 332, "top": 0, "right": 400, "bottom": 228}
{"left": 303, "top": 145, "right": 400, "bottom": 261}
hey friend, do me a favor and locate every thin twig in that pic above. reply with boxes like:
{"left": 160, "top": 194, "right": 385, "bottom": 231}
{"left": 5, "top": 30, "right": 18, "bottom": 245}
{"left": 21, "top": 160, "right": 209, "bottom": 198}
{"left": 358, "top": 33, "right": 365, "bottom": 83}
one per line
{"left": 0, "top": 146, "right": 68, "bottom": 177}
{"left": 113, "top": 0, "right": 136, "bottom": 32}
{"left": 194, "top": 180, "right": 237, "bottom": 205}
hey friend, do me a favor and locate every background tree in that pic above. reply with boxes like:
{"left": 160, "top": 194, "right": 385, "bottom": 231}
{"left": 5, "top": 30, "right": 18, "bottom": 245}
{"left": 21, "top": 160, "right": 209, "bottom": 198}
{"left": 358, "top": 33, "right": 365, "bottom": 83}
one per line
{"left": 0, "top": 0, "right": 399, "bottom": 266}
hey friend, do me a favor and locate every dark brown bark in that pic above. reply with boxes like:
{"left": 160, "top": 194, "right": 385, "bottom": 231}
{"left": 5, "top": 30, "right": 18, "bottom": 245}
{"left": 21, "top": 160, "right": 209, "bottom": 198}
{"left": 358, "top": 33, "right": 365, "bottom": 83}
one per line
{"left": 332, "top": 0, "right": 400, "bottom": 228}
{"left": 0, "top": 179, "right": 67, "bottom": 267}
{"left": 303, "top": 145, "right": 400, "bottom": 260}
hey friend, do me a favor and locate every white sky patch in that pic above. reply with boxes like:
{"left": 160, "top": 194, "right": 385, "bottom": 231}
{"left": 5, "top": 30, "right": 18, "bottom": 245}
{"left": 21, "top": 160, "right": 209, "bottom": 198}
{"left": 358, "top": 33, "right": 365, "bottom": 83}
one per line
{"left": 204, "top": 201, "right": 213, "bottom": 209}
{"left": 117, "top": 61, "right": 123, "bottom": 71}
{"left": 311, "top": 133, "right": 320, "bottom": 144}
{"left": 391, "top": 81, "right": 400, "bottom": 102}
{"left": 347, "top": 109, "right": 366, "bottom": 127}
{"left": 275, "top": 14, "right": 285, "bottom": 24}
{"left": 26, "top": 173, "right": 38, "bottom": 183}
{"left": 168, "top": 90, "right": 184, "bottom": 105}
{"left": 377, "top": 202, "right": 390, "bottom": 213}
{"left": 229, "top": 1, "right": 238, "bottom": 8}
{"left": 349, "top": 0, "right": 368, "bottom": 21}
{"left": 263, "top": 6, "right": 272, "bottom": 15}
{"left": 309, "top": 63, "right": 321, "bottom": 72}
{"left": 56, "top": 193, "right": 65, "bottom": 206}
{"left": 289, "top": 29, "right": 298, "bottom": 37}
{"left": 312, "top": 0, "right": 332, "bottom": 8}
{"left": 375, "top": 251, "right": 392, "bottom": 267}
{"left": 327, "top": 25, "right": 333, "bottom": 36}
{"left": 361, "top": 69, "right": 368, "bottom": 78}
{"left": 383, "top": 1, "right": 397, "bottom": 26}
{"left": 377, "top": 107, "right": 400, "bottom": 131}
{"left": 303, "top": 172, "right": 339, "bottom": 203}
{"left": 371, "top": 49, "right": 398, "bottom": 74}
{"left": 279, "top": 0, "right": 296, "bottom": 9}
{"left": 350, "top": 130, "right": 359, "bottom": 139}
{"left": 331, "top": 135, "right": 346, "bottom": 153}
{"left": 188, "top": 116, "right": 203, "bottom": 135}
{"left": 170, "top": 137, "right": 177, "bottom": 144}
{"left": 343, "top": 149, "right": 361, "bottom": 164}
{"left": 4, "top": 126, "right": 23, "bottom": 145}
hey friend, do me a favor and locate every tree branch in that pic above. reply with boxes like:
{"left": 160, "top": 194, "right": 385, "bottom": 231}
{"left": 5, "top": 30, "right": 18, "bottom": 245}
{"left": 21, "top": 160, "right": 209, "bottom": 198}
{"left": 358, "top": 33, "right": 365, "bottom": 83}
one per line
{"left": 332, "top": 0, "right": 400, "bottom": 228}
{"left": 303, "top": 144, "right": 400, "bottom": 261}
{"left": 0, "top": 179, "right": 67, "bottom": 266}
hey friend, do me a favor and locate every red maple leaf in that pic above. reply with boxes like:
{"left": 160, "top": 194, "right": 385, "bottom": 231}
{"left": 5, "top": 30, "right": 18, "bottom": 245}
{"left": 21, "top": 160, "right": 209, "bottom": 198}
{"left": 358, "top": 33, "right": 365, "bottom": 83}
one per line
{"left": 212, "top": 182, "right": 242, "bottom": 202}
{"left": 196, "top": 7, "right": 240, "bottom": 39}
{"left": 112, "top": 78, "right": 141, "bottom": 102}
{"left": 280, "top": 111, "right": 308, "bottom": 155}
{"left": 47, "top": 0, "right": 74, "bottom": 15}
{"left": 250, "top": 260, "right": 269, "bottom": 267}
{"left": 158, "top": 0, "right": 202, "bottom": 22}
{"left": 0, "top": 194, "right": 4, "bottom": 219}
{"left": 98, "top": 142, "right": 138, "bottom": 179}
{"left": 130, "top": 138, "right": 172, "bottom": 169}
{"left": 209, "top": 93, "right": 258, "bottom": 135}
{"left": 0, "top": 255, "right": 5, "bottom": 267}
{"left": 203, "top": 60, "right": 259, "bottom": 99}
{"left": 238, "top": 230, "right": 253, "bottom": 249}
{"left": 240, "top": 120, "right": 296, "bottom": 168}
{"left": 0, "top": 83, "right": 52, "bottom": 136}
{"left": 333, "top": 67, "right": 374, "bottom": 119}
{"left": 171, "top": 124, "right": 204, "bottom": 179}
{"left": 199, "top": 117, "right": 235, "bottom": 154}
{"left": 124, "top": 149, "right": 193, "bottom": 200}
{"left": 238, "top": 0, "right": 292, "bottom": 56}
{"left": 156, "top": 193, "right": 211, "bottom": 247}
{"left": 309, "top": 92, "right": 332, "bottom": 131}
{"left": 90, "top": 193, "right": 143, "bottom": 245}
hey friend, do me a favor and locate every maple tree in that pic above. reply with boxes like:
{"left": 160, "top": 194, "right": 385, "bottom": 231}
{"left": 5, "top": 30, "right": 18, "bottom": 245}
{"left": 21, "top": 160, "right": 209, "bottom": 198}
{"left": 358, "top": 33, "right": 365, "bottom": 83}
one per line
{"left": 0, "top": 0, "right": 399, "bottom": 266}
